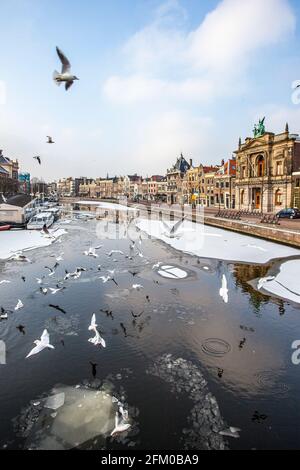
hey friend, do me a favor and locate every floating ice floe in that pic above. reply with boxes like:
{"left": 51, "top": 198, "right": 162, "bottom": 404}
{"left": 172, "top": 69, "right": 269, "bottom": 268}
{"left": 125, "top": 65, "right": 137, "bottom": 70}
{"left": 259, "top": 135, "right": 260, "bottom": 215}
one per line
{"left": 44, "top": 393, "right": 65, "bottom": 411}
{"left": 157, "top": 265, "right": 188, "bottom": 279}
{"left": 255, "top": 259, "right": 300, "bottom": 304}
{"left": 136, "top": 218, "right": 300, "bottom": 264}
{"left": 16, "top": 384, "right": 134, "bottom": 450}
{"left": 0, "top": 229, "right": 67, "bottom": 260}
{"left": 147, "top": 354, "right": 229, "bottom": 450}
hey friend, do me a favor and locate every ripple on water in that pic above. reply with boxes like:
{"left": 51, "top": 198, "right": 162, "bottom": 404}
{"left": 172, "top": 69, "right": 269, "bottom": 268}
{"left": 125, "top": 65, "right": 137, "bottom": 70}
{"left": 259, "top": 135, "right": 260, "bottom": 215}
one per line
{"left": 201, "top": 338, "right": 231, "bottom": 358}
{"left": 255, "top": 371, "right": 291, "bottom": 397}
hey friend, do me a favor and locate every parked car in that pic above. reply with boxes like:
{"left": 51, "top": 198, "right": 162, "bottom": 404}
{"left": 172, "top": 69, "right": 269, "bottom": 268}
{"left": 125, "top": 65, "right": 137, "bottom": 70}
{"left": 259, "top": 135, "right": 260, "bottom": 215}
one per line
{"left": 276, "top": 208, "right": 300, "bottom": 219}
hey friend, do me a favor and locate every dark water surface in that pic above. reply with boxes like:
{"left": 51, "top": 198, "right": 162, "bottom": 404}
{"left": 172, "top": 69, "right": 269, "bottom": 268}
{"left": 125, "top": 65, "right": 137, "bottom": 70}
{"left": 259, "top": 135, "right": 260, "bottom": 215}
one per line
{"left": 0, "top": 211, "right": 300, "bottom": 450}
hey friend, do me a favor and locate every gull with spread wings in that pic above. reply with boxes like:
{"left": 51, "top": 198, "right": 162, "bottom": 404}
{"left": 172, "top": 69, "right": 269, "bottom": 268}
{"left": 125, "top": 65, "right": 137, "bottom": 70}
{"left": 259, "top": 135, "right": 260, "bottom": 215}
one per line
{"left": 53, "top": 46, "right": 79, "bottom": 91}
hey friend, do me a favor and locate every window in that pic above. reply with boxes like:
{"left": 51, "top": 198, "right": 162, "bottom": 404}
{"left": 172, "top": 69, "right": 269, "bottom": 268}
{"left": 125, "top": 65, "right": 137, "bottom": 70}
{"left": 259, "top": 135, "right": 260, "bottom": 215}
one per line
{"left": 276, "top": 161, "right": 283, "bottom": 176}
{"left": 275, "top": 190, "right": 283, "bottom": 206}
{"left": 241, "top": 190, "right": 245, "bottom": 205}
{"left": 257, "top": 156, "right": 265, "bottom": 177}
{"left": 296, "top": 178, "right": 300, "bottom": 188}
{"left": 241, "top": 166, "right": 246, "bottom": 178}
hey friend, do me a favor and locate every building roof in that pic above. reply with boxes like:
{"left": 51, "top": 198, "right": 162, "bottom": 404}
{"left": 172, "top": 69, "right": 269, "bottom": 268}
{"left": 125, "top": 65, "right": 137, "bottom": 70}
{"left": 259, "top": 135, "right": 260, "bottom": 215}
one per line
{"left": 0, "top": 166, "right": 9, "bottom": 175}
{"left": 128, "top": 174, "right": 142, "bottom": 182}
{"left": 168, "top": 154, "right": 191, "bottom": 174}
{"left": 5, "top": 194, "right": 35, "bottom": 208}
{"left": 151, "top": 175, "right": 166, "bottom": 182}
{"left": 202, "top": 165, "right": 219, "bottom": 174}
{"left": 0, "top": 154, "right": 10, "bottom": 165}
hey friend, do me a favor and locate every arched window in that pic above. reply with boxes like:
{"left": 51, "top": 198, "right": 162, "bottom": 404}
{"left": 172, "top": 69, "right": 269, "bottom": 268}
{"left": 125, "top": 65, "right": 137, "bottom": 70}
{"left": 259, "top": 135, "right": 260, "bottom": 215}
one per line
{"left": 257, "top": 155, "right": 265, "bottom": 177}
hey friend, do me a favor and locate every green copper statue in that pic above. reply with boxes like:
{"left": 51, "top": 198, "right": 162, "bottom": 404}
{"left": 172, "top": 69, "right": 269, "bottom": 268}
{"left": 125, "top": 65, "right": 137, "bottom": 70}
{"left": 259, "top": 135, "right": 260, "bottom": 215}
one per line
{"left": 253, "top": 117, "right": 265, "bottom": 138}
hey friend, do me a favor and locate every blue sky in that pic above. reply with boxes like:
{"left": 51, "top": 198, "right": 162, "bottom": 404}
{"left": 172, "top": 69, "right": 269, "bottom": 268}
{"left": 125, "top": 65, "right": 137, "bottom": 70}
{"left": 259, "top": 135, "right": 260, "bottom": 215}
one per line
{"left": 0, "top": 0, "right": 300, "bottom": 180}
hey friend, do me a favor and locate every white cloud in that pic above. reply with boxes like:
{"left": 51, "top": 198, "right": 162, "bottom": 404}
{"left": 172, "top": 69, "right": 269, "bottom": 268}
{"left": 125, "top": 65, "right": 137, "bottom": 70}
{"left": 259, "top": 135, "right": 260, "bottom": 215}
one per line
{"left": 103, "top": 0, "right": 295, "bottom": 104}
{"left": 187, "top": 0, "right": 295, "bottom": 71}
{"left": 131, "top": 111, "right": 214, "bottom": 172}
{"left": 0, "top": 81, "right": 6, "bottom": 105}
{"left": 103, "top": 75, "right": 213, "bottom": 104}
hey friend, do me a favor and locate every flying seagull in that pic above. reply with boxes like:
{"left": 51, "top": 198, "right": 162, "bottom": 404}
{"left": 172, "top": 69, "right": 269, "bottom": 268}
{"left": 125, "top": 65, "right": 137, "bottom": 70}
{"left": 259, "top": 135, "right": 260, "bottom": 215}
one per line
{"left": 16, "top": 325, "right": 26, "bottom": 335}
{"left": 49, "top": 285, "right": 66, "bottom": 295}
{"left": 47, "top": 136, "right": 55, "bottom": 144}
{"left": 49, "top": 304, "right": 66, "bottom": 314}
{"left": 53, "top": 46, "right": 79, "bottom": 91}
{"left": 88, "top": 314, "right": 106, "bottom": 348}
{"left": 83, "top": 247, "right": 99, "bottom": 258}
{"left": 10, "top": 252, "right": 31, "bottom": 263}
{"left": 33, "top": 156, "right": 41, "bottom": 165}
{"left": 107, "top": 250, "right": 124, "bottom": 257}
{"left": 257, "top": 276, "right": 275, "bottom": 290}
{"left": 110, "top": 412, "right": 131, "bottom": 437}
{"left": 219, "top": 275, "right": 229, "bottom": 304}
{"left": 26, "top": 329, "right": 55, "bottom": 358}
{"left": 161, "top": 217, "right": 186, "bottom": 238}
{"left": 132, "top": 284, "right": 143, "bottom": 291}
{"left": 15, "top": 299, "right": 24, "bottom": 311}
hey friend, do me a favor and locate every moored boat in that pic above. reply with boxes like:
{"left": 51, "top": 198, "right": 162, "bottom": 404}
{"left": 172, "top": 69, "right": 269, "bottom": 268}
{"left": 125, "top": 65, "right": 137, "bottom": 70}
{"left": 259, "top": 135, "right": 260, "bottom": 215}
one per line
{"left": 27, "top": 212, "right": 54, "bottom": 230}
{"left": 0, "top": 225, "right": 11, "bottom": 231}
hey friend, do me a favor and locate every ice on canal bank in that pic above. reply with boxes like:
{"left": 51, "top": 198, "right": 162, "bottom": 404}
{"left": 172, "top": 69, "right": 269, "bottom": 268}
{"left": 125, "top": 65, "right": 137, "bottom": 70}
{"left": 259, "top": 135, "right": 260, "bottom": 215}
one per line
{"left": 136, "top": 218, "right": 300, "bottom": 264}
{"left": 77, "top": 201, "right": 136, "bottom": 212}
{"left": 0, "top": 228, "right": 67, "bottom": 260}
{"left": 256, "top": 259, "right": 300, "bottom": 304}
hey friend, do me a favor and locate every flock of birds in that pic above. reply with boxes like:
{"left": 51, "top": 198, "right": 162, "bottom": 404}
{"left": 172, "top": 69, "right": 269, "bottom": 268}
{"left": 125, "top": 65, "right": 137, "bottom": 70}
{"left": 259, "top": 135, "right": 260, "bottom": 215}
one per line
{"left": 0, "top": 209, "right": 246, "bottom": 443}
{"left": 30, "top": 46, "right": 77, "bottom": 167}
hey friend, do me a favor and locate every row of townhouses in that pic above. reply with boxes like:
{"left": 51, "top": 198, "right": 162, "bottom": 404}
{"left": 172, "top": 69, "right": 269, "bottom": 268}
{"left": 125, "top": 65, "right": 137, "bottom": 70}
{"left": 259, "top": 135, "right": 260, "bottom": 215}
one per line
{"left": 49, "top": 122, "right": 300, "bottom": 213}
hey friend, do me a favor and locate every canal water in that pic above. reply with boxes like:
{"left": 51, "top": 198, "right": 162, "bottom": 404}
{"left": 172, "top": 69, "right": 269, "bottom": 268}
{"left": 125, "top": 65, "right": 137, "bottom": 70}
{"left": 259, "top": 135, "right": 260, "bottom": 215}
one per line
{"left": 0, "top": 207, "right": 300, "bottom": 450}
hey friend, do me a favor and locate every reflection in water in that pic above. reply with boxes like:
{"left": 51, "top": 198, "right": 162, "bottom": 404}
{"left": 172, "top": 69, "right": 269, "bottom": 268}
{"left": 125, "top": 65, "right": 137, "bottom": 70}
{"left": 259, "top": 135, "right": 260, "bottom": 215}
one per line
{"left": 0, "top": 212, "right": 300, "bottom": 450}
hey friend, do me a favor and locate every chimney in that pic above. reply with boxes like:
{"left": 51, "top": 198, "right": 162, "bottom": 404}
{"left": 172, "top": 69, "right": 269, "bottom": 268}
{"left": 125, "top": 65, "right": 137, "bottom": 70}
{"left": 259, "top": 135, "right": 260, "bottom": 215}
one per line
{"left": 221, "top": 159, "right": 225, "bottom": 166}
{"left": 189, "top": 159, "right": 193, "bottom": 167}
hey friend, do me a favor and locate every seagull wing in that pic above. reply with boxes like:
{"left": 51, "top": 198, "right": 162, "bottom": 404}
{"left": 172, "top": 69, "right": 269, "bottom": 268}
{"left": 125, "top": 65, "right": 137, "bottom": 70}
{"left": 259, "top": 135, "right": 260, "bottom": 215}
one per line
{"left": 161, "top": 221, "right": 171, "bottom": 233}
{"left": 89, "top": 314, "right": 97, "bottom": 330}
{"left": 56, "top": 47, "right": 71, "bottom": 74}
{"left": 26, "top": 342, "right": 44, "bottom": 358}
{"left": 41, "top": 329, "right": 50, "bottom": 345}
{"left": 171, "top": 217, "right": 186, "bottom": 235}
{"left": 65, "top": 81, "right": 74, "bottom": 91}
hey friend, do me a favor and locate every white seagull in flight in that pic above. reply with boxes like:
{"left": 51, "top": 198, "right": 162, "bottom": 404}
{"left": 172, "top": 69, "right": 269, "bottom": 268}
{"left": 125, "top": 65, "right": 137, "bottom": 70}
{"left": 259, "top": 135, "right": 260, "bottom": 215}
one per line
{"left": 110, "top": 412, "right": 131, "bottom": 437}
{"left": 88, "top": 314, "right": 106, "bottom": 348}
{"left": 53, "top": 46, "right": 79, "bottom": 91}
{"left": 14, "top": 299, "right": 24, "bottom": 311}
{"left": 26, "top": 330, "right": 55, "bottom": 358}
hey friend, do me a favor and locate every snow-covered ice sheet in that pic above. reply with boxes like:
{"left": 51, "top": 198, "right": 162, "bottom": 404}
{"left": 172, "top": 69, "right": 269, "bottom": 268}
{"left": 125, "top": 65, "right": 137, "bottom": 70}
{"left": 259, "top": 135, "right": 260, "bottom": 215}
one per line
{"left": 77, "top": 201, "right": 136, "bottom": 212}
{"left": 257, "top": 259, "right": 300, "bottom": 304}
{"left": 0, "top": 229, "right": 67, "bottom": 260}
{"left": 136, "top": 218, "right": 300, "bottom": 264}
